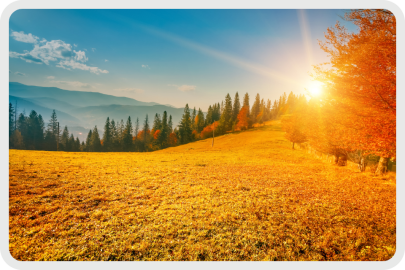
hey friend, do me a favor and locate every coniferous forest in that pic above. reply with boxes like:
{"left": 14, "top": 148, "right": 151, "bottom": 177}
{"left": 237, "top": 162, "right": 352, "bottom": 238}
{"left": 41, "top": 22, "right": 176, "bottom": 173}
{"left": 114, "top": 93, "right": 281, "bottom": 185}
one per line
{"left": 9, "top": 91, "right": 304, "bottom": 153}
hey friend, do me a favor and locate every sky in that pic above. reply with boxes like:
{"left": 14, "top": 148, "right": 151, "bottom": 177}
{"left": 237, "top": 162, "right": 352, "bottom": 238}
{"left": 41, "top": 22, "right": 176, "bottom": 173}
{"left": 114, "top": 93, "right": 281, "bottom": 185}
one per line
{"left": 9, "top": 9, "right": 359, "bottom": 109}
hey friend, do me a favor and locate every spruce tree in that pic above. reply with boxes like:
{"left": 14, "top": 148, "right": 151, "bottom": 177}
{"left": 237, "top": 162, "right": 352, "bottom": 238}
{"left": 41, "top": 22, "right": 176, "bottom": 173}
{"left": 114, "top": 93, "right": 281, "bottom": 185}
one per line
{"left": 243, "top": 93, "right": 250, "bottom": 116}
{"left": 103, "top": 117, "right": 112, "bottom": 151}
{"left": 152, "top": 113, "right": 162, "bottom": 133}
{"left": 68, "top": 134, "right": 75, "bottom": 151}
{"left": 60, "top": 126, "right": 69, "bottom": 151}
{"left": 218, "top": 94, "right": 233, "bottom": 133}
{"left": 91, "top": 126, "right": 102, "bottom": 152}
{"left": 251, "top": 93, "right": 261, "bottom": 122}
{"left": 9, "top": 103, "right": 15, "bottom": 139}
{"left": 196, "top": 108, "right": 205, "bottom": 133}
{"left": 205, "top": 105, "right": 213, "bottom": 126}
{"left": 123, "top": 116, "right": 133, "bottom": 151}
{"left": 178, "top": 104, "right": 193, "bottom": 144}
{"left": 75, "top": 137, "right": 81, "bottom": 152}
{"left": 17, "top": 113, "right": 28, "bottom": 148}
{"left": 110, "top": 119, "right": 118, "bottom": 151}
{"left": 157, "top": 111, "right": 169, "bottom": 148}
{"left": 232, "top": 92, "right": 241, "bottom": 123}
{"left": 168, "top": 115, "right": 173, "bottom": 134}
{"left": 85, "top": 130, "right": 92, "bottom": 151}
{"left": 191, "top": 107, "right": 197, "bottom": 131}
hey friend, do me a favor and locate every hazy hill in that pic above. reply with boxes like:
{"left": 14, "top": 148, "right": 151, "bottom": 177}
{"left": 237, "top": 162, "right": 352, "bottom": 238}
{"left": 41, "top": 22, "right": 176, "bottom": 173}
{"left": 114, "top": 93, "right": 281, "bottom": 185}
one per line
{"left": 9, "top": 95, "right": 81, "bottom": 126}
{"left": 28, "top": 97, "right": 79, "bottom": 112}
{"left": 9, "top": 82, "right": 163, "bottom": 107}
{"left": 70, "top": 104, "right": 185, "bottom": 130}
{"left": 9, "top": 82, "right": 185, "bottom": 141}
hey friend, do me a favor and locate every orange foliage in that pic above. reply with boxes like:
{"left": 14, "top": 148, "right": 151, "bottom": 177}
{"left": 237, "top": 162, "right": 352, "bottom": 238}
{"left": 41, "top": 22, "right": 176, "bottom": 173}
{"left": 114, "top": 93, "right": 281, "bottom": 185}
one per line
{"left": 200, "top": 121, "right": 219, "bottom": 139}
{"left": 281, "top": 114, "right": 307, "bottom": 148}
{"left": 154, "top": 130, "right": 161, "bottom": 140}
{"left": 313, "top": 9, "right": 395, "bottom": 158}
{"left": 168, "top": 132, "right": 178, "bottom": 146}
{"left": 236, "top": 106, "right": 249, "bottom": 130}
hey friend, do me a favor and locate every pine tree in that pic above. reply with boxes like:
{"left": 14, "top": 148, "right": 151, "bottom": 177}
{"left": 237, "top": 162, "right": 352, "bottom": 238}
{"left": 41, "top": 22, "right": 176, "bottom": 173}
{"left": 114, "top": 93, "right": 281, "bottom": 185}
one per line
{"left": 205, "top": 105, "right": 213, "bottom": 126}
{"left": 196, "top": 108, "right": 205, "bottom": 133}
{"left": 243, "top": 93, "right": 250, "bottom": 117}
{"left": 9, "top": 103, "right": 15, "bottom": 140}
{"left": 232, "top": 92, "right": 241, "bottom": 123}
{"left": 110, "top": 119, "right": 118, "bottom": 151}
{"left": 218, "top": 94, "right": 233, "bottom": 133}
{"left": 152, "top": 113, "right": 162, "bottom": 133}
{"left": 157, "top": 111, "right": 169, "bottom": 148}
{"left": 103, "top": 117, "right": 112, "bottom": 151}
{"left": 46, "top": 110, "right": 59, "bottom": 150}
{"left": 178, "top": 104, "right": 193, "bottom": 144}
{"left": 122, "top": 116, "right": 133, "bottom": 151}
{"left": 68, "top": 134, "right": 75, "bottom": 151}
{"left": 60, "top": 126, "right": 69, "bottom": 151}
{"left": 75, "top": 137, "right": 81, "bottom": 152}
{"left": 251, "top": 93, "right": 261, "bottom": 123}
{"left": 168, "top": 115, "right": 173, "bottom": 134}
{"left": 17, "top": 113, "right": 28, "bottom": 148}
{"left": 91, "top": 126, "right": 102, "bottom": 152}
{"left": 85, "top": 129, "right": 92, "bottom": 152}
{"left": 191, "top": 107, "right": 197, "bottom": 131}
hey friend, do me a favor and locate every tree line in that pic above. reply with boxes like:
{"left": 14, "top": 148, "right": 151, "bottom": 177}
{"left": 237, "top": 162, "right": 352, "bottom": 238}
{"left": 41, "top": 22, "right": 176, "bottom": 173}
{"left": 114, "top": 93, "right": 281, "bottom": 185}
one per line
{"left": 9, "top": 90, "right": 303, "bottom": 152}
{"left": 280, "top": 9, "right": 395, "bottom": 175}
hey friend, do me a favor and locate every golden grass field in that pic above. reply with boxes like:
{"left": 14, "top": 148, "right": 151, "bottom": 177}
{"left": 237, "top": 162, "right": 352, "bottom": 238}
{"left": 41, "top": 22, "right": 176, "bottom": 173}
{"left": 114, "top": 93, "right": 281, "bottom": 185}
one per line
{"left": 9, "top": 121, "right": 396, "bottom": 261}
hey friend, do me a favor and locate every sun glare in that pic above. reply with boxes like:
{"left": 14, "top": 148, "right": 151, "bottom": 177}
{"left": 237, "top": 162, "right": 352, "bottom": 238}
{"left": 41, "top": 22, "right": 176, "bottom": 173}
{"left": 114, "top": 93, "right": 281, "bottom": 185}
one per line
{"left": 308, "top": 81, "right": 324, "bottom": 96}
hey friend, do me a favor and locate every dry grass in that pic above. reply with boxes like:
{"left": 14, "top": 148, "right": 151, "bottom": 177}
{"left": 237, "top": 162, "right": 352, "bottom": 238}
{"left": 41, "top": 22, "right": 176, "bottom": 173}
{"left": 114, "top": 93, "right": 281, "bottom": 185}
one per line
{"left": 9, "top": 121, "right": 396, "bottom": 261}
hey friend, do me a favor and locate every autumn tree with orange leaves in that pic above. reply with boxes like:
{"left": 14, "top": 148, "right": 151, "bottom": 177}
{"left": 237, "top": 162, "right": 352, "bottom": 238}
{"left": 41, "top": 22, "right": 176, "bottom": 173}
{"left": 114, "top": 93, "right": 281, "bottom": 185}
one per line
{"left": 281, "top": 114, "right": 307, "bottom": 150}
{"left": 313, "top": 9, "right": 396, "bottom": 174}
{"left": 236, "top": 106, "right": 249, "bottom": 131}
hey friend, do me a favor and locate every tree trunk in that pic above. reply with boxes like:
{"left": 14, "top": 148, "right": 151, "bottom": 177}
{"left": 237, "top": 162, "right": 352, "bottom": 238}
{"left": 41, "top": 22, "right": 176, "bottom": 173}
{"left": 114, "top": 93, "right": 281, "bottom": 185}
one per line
{"left": 358, "top": 155, "right": 367, "bottom": 172}
{"left": 337, "top": 154, "right": 347, "bottom": 166}
{"left": 375, "top": 156, "right": 389, "bottom": 175}
{"left": 334, "top": 154, "right": 339, "bottom": 165}
{"left": 292, "top": 142, "right": 295, "bottom": 149}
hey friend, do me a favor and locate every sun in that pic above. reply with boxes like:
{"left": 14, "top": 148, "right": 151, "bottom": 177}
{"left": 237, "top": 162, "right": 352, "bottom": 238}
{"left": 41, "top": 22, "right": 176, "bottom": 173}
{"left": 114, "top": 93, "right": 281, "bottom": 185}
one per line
{"left": 308, "top": 81, "right": 324, "bottom": 96}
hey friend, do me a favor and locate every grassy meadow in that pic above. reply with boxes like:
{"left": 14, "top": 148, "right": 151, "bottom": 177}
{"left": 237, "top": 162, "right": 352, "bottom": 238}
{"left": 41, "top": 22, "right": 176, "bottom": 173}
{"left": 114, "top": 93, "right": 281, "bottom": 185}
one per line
{"left": 9, "top": 121, "right": 396, "bottom": 261}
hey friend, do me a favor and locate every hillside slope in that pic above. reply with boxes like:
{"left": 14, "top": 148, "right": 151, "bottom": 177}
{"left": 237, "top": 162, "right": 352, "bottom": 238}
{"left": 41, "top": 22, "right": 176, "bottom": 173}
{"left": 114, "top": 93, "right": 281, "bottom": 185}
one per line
{"left": 9, "top": 122, "right": 396, "bottom": 261}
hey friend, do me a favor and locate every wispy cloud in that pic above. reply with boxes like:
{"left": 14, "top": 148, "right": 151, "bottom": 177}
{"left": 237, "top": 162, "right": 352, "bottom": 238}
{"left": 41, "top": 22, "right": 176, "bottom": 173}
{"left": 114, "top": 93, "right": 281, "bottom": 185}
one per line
{"left": 114, "top": 88, "right": 144, "bottom": 94}
{"left": 49, "top": 80, "right": 94, "bottom": 89}
{"left": 91, "top": 48, "right": 96, "bottom": 52}
{"left": 135, "top": 24, "right": 302, "bottom": 88}
{"left": 141, "top": 64, "right": 150, "bottom": 69}
{"left": 9, "top": 31, "right": 108, "bottom": 75}
{"left": 46, "top": 76, "right": 55, "bottom": 79}
{"left": 73, "top": 44, "right": 78, "bottom": 47}
{"left": 14, "top": 72, "right": 25, "bottom": 76}
{"left": 168, "top": 84, "right": 196, "bottom": 92}
{"left": 10, "top": 31, "right": 39, "bottom": 43}
{"left": 105, "top": 59, "right": 109, "bottom": 62}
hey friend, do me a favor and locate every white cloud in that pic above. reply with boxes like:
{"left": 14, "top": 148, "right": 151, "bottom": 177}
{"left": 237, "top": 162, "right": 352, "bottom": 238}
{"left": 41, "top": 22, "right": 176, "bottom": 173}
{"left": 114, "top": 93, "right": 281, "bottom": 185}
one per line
{"left": 114, "top": 88, "right": 144, "bottom": 94}
{"left": 73, "top": 50, "right": 88, "bottom": 62}
{"left": 9, "top": 33, "right": 109, "bottom": 75}
{"left": 91, "top": 48, "right": 96, "bottom": 52}
{"left": 105, "top": 59, "right": 108, "bottom": 62}
{"left": 10, "top": 31, "right": 39, "bottom": 43}
{"left": 169, "top": 84, "right": 196, "bottom": 92}
{"left": 141, "top": 64, "right": 150, "bottom": 69}
{"left": 14, "top": 72, "right": 25, "bottom": 76}
{"left": 49, "top": 80, "right": 93, "bottom": 89}
{"left": 73, "top": 44, "right": 78, "bottom": 47}
{"left": 57, "top": 59, "right": 108, "bottom": 74}
{"left": 46, "top": 76, "right": 55, "bottom": 79}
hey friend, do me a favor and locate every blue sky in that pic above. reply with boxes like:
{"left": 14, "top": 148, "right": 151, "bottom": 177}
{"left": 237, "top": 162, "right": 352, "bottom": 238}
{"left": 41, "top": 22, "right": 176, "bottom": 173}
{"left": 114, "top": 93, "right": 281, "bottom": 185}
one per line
{"left": 9, "top": 9, "right": 357, "bottom": 109}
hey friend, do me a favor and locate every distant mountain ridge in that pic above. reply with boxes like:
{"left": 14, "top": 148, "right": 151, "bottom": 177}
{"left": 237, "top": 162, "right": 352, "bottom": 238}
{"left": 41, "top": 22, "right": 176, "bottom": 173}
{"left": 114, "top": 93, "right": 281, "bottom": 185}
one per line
{"left": 9, "top": 82, "right": 166, "bottom": 107}
{"left": 9, "top": 82, "right": 183, "bottom": 142}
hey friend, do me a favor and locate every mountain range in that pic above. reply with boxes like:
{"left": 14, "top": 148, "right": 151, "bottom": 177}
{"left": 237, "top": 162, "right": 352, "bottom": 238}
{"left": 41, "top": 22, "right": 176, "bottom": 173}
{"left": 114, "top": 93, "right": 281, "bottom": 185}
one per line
{"left": 9, "top": 82, "right": 184, "bottom": 141}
